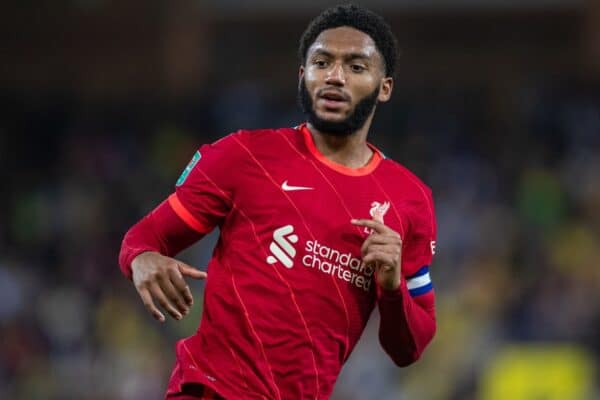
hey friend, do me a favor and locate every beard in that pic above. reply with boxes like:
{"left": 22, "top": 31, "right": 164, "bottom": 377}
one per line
{"left": 297, "top": 78, "right": 380, "bottom": 137}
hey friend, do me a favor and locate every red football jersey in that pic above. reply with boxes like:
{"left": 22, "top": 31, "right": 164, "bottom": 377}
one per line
{"left": 146, "top": 124, "right": 436, "bottom": 399}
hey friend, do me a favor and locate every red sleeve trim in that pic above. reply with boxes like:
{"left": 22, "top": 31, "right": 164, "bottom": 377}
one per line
{"left": 168, "top": 193, "right": 212, "bottom": 234}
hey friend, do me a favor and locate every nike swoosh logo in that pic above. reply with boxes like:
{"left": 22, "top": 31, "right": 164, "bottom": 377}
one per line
{"left": 281, "top": 180, "right": 314, "bottom": 191}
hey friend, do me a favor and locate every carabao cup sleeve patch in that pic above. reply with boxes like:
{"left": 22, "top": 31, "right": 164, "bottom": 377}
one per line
{"left": 176, "top": 150, "right": 202, "bottom": 187}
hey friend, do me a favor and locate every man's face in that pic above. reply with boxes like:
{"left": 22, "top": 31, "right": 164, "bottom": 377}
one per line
{"left": 298, "top": 26, "right": 393, "bottom": 136}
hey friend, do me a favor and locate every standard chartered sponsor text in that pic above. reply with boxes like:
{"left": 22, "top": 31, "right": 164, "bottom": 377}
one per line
{"left": 302, "top": 239, "right": 374, "bottom": 292}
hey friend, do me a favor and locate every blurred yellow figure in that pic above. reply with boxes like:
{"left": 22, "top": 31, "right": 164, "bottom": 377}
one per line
{"left": 481, "top": 344, "right": 596, "bottom": 400}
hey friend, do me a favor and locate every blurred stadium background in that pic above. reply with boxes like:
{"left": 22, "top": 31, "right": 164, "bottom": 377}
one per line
{"left": 1, "top": 0, "right": 599, "bottom": 399}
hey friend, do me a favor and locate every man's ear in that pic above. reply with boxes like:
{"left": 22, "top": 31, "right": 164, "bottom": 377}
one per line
{"left": 298, "top": 65, "right": 305, "bottom": 81}
{"left": 378, "top": 77, "right": 393, "bottom": 103}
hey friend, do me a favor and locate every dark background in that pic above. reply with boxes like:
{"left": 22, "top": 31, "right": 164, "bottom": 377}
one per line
{"left": 1, "top": 1, "right": 598, "bottom": 399}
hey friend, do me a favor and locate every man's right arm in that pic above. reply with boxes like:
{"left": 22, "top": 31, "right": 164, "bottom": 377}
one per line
{"left": 119, "top": 197, "right": 209, "bottom": 322}
{"left": 120, "top": 132, "right": 244, "bottom": 322}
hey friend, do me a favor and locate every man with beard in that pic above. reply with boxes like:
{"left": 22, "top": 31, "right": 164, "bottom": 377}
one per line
{"left": 119, "top": 4, "right": 438, "bottom": 399}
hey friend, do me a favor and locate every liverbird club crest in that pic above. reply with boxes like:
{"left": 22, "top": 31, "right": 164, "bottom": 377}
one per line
{"left": 370, "top": 201, "right": 390, "bottom": 223}
{"left": 365, "top": 201, "right": 390, "bottom": 234}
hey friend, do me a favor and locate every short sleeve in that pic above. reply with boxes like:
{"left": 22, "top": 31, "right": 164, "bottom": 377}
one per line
{"left": 401, "top": 188, "right": 437, "bottom": 296}
{"left": 170, "top": 132, "right": 246, "bottom": 234}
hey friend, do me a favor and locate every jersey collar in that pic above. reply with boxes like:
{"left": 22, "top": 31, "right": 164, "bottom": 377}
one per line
{"left": 299, "top": 123, "right": 382, "bottom": 176}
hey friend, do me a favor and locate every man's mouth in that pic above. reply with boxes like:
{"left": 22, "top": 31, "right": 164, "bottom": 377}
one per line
{"left": 318, "top": 91, "right": 350, "bottom": 109}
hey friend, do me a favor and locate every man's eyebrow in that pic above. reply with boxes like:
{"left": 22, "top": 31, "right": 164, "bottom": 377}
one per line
{"left": 311, "top": 49, "right": 334, "bottom": 58}
{"left": 346, "top": 52, "right": 371, "bottom": 61}
{"left": 311, "top": 49, "right": 372, "bottom": 61}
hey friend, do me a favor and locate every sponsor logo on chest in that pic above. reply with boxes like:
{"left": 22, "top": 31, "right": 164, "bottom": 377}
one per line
{"left": 266, "top": 224, "right": 374, "bottom": 292}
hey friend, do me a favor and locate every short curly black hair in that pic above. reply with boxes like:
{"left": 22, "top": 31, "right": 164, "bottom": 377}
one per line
{"left": 298, "top": 4, "right": 398, "bottom": 77}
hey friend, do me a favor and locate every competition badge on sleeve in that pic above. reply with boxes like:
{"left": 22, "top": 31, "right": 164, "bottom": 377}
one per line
{"left": 176, "top": 150, "right": 201, "bottom": 186}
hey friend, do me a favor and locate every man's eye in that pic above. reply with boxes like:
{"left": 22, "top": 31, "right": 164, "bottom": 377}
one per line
{"left": 314, "top": 60, "right": 328, "bottom": 67}
{"left": 351, "top": 64, "right": 365, "bottom": 72}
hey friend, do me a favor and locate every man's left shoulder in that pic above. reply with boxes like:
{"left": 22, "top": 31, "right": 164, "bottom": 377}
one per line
{"left": 379, "top": 157, "right": 433, "bottom": 196}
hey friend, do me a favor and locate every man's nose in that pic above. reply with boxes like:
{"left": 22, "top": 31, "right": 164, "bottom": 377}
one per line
{"left": 325, "top": 63, "right": 346, "bottom": 86}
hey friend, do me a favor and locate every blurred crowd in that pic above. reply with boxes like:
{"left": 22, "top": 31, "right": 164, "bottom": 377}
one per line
{"left": 0, "top": 74, "right": 598, "bottom": 399}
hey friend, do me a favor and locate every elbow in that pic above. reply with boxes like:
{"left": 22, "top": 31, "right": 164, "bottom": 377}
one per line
{"left": 118, "top": 227, "right": 136, "bottom": 280}
{"left": 381, "top": 320, "right": 437, "bottom": 368}
{"left": 385, "top": 346, "right": 422, "bottom": 368}
{"left": 118, "top": 219, "right": 158, "bottom": 280}
{"left": 395, "top": 354, "right": 420, "bottom": 368}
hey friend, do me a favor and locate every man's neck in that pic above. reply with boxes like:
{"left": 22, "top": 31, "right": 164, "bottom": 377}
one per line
{"left": 307, "top": 120, "right": 374, "bottom": 169}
